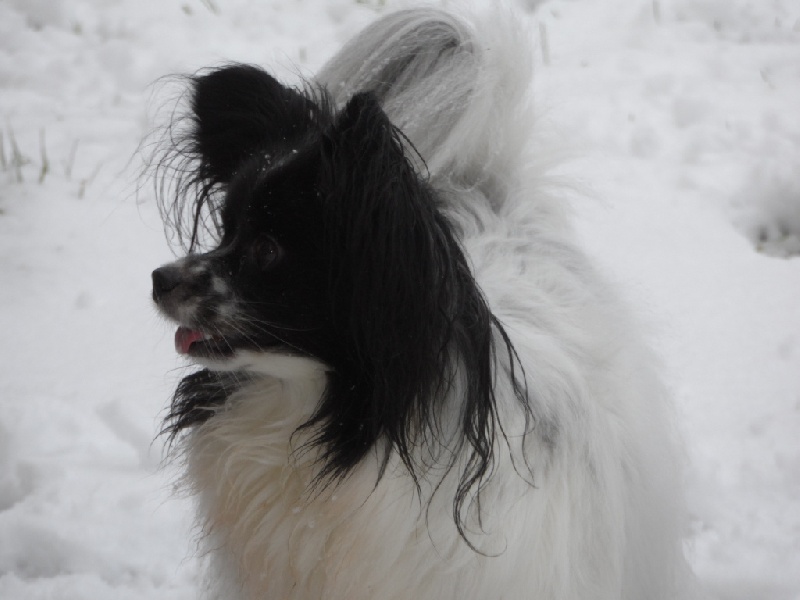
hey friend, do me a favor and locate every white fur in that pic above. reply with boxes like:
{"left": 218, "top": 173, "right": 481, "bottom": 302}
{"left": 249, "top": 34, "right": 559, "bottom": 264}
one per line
{"left": 179, "top": 7, "right": 689, "bottom": 599}
{"left": 198, "top": 349, "right": 331, "bottom": 380}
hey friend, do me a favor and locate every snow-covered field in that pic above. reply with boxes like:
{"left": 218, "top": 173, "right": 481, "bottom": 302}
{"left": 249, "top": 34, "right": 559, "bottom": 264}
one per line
{"left": 1, "top": 0, "right": 798, "bottom": 598}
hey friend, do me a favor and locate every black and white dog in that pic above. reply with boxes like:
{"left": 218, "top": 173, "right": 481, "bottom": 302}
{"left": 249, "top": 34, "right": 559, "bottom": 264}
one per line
{"left": 151, "top": 7, "right": 687, "bottom": 599}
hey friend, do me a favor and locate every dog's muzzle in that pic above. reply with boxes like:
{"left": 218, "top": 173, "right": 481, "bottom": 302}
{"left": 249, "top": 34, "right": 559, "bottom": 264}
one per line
{"left": 152, "top": 265, "right": 182, "bottom": 302}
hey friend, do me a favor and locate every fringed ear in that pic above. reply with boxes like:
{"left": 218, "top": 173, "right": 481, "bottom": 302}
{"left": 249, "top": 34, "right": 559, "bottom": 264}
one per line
{"left": 304, "top": 93, "right": 524, "bottom": 523}
{"left": 321, "top": 92, "right": 452, "bottom": 381}
{"left": 191, "top": 64, "right": 319, "bottom": 184}
{"left": 154, "top": 65, "right": 325, "bottom": 252}
{"left": 307, "top": 91, "right": 450, "bottom": 479}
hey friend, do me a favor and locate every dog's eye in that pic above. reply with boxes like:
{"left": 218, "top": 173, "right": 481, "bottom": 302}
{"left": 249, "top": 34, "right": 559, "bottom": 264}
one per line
{"left": 250, "top": 236, "right": 283, "bottom": 271}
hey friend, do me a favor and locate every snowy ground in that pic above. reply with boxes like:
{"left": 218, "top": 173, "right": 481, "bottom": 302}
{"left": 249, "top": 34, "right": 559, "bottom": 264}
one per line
{"left": 1, "top": 1, "right": 798, "bottom": 598}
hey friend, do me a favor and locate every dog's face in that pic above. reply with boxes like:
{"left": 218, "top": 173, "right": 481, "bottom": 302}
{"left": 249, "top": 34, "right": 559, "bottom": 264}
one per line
{"left": 152, "top": 145, "right": 330, "bottom": 366}
{"left": 153, "top": 65, "right": 421, "bottom": 374}
{"left": 153, "top": 63, "right": 473, "bottom": 383}
{"left": 151, "top": 67, "right": 344, "bottom": 370}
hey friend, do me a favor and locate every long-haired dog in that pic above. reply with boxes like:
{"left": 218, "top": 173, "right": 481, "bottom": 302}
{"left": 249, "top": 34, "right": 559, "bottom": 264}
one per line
{"left": 151, "top": 7, "right": 688, "bottom": 599}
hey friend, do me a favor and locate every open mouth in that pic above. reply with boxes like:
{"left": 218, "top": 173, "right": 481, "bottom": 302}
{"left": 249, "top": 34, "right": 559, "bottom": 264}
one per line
{"left": 174, "top": 326, "right": 235, "bottom": 358}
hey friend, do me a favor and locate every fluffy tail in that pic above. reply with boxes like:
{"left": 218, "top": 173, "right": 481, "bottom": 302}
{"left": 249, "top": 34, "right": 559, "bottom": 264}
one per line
{"left": 316, "top": 7, "right": 534, "bottom": 193}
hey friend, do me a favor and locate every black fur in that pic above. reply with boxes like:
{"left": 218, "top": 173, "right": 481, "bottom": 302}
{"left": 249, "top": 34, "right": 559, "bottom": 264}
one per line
{"left": 162, "top": 369, "right": 245, "bottom": 438}
{"left": 154, "top": 64, "right": 529, "bottom": 544}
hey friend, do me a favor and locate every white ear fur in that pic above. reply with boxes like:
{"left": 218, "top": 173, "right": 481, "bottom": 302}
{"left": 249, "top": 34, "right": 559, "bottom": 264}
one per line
{"left": 317, "top": 7, "right": 534, "bottom": 189}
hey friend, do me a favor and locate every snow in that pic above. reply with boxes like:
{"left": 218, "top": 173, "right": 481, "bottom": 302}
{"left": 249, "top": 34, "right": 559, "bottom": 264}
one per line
{"left": 1, "top": 1, "right": 798, "bottom": 598}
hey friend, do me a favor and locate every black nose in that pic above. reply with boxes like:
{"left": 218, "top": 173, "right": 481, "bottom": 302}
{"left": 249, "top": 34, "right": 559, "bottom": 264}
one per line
{"left": 152, "top": 266, "right": 182, "bottom": 301}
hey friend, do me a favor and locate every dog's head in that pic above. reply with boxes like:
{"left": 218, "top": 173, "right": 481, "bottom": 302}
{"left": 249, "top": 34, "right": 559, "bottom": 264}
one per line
{"left": 152, "top": 65, "right": 455, "bottom": 367}
{"left": 152, "top": 65, "right": 527, "bottom": 534}
{"left": 152, "top": 66, "right": 352, "bottom": 372}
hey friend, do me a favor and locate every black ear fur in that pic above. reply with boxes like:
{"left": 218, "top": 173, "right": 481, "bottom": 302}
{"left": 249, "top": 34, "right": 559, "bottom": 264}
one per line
{"left": 155, "top": 65, "right": 328, "bottom": 252}
{"left": 309, "top": 91, "right": 452, "bottom": 474}
{"left": 191, "top": 64, "right": 320, "bottom": 184}
{"left": 302, "top": 93, "right": 529, "bottom": 543}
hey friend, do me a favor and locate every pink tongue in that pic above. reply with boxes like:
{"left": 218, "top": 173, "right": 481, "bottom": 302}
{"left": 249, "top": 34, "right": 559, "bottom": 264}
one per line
{"left": 175, "top": 327, "right": 204, "bottom": 354}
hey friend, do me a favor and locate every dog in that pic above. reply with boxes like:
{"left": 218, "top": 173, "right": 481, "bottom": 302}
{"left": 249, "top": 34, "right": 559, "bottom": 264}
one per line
{"left": 151, "top": 7, "right": 687, "bottom": 599}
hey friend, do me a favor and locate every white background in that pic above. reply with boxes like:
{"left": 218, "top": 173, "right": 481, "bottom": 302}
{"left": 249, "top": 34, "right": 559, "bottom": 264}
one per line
{"left": 1, "top": 1, "right": 798, "bottom": 598}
